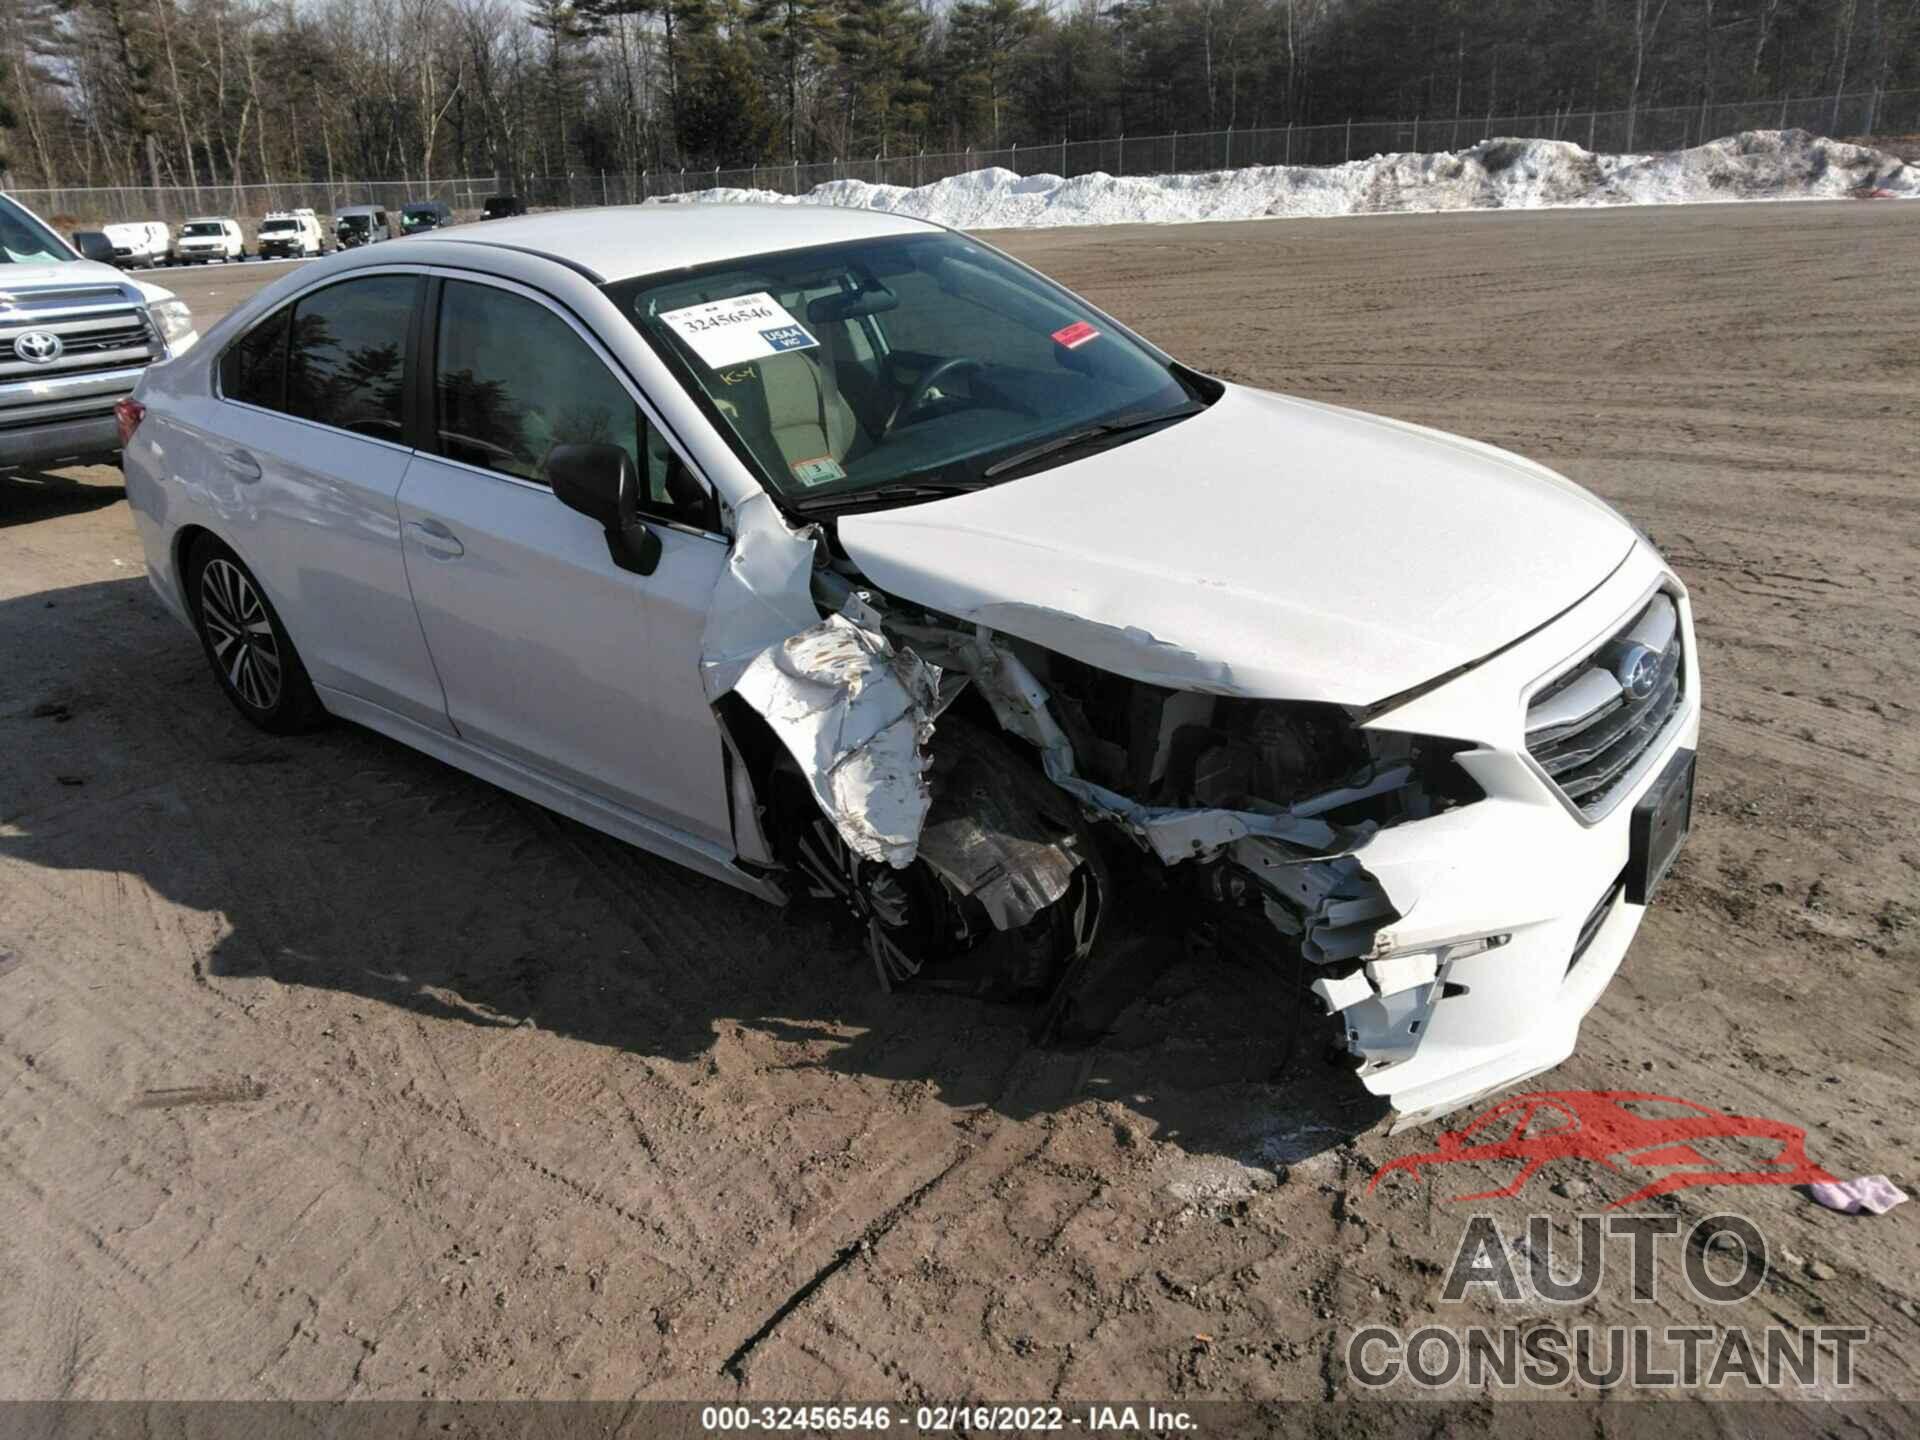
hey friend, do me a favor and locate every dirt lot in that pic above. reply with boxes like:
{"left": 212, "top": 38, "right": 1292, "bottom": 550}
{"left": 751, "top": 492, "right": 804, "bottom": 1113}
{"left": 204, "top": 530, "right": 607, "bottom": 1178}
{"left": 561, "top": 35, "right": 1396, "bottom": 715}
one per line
{"left": 3, "top": 201, "right": 1917, "bottom": 1416}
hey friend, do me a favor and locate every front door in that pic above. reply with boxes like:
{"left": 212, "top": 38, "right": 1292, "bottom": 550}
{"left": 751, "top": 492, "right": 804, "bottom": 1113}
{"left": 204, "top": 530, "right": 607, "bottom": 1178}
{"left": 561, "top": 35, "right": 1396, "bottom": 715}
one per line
{"left": 394, "top": 274, "right": 734, "bottom": 845}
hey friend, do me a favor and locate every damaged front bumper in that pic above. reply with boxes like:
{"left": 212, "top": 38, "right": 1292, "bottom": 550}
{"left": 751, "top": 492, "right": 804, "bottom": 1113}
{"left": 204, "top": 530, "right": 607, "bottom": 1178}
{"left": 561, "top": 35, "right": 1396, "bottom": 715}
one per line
{"left": 1296, "top": 548, "right": 1701, "bottom": 1127}
{"left": 708, "top": 491, "right": 1696, "bottom": 1129}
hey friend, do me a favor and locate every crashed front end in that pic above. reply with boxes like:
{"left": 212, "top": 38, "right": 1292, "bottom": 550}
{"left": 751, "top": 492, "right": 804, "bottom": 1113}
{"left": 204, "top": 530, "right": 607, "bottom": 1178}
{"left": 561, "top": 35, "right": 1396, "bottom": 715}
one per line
{"left": 709, "top": 489, "right": 1698, "bottom": 1129}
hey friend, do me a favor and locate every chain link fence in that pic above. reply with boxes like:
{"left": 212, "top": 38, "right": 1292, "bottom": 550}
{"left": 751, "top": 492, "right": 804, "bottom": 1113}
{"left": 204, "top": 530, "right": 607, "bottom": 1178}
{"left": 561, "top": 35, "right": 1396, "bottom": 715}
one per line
{"left": 6, "top": 177, "right": 499, "bottom": 230}
{"left": 10, "top": 87, "right": 1915, "bottom": 227}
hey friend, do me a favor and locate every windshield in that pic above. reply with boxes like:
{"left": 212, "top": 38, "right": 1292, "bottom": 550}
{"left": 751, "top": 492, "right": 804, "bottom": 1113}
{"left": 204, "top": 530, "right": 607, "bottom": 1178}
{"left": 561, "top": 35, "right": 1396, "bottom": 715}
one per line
{"left": 184, "top": 222, "right": 225, "bottom": 237}
{"left": 403, "top": 207, "right": 436, "bottom": 221}
{"left": 337, "top": 214, "right": 371, "bottom": 232}
{"left": 0, "top": 196, "right": 74, "bottom": 264}
{"left": 261, "top": 220, "right": 297, "bottom": 233}
{"left": 609, "top": 233, "right": 1203, "bottom": 508}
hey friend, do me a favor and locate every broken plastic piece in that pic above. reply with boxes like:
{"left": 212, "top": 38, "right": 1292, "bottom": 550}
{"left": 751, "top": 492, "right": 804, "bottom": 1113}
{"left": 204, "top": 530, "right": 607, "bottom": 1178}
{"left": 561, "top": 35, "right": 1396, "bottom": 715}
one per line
{"left": 1365, "top": 952, "right": 1439, "bottom": 998}
{"left": 1312, "top": 970, "right": 1373, "bottom": 1014}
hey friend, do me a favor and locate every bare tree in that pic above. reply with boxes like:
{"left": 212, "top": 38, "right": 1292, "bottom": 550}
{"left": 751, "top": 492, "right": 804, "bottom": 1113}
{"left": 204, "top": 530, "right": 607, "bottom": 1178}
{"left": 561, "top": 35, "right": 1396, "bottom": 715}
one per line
{"left": 1624, "top": 0, "right": 1672, "bottom": 150}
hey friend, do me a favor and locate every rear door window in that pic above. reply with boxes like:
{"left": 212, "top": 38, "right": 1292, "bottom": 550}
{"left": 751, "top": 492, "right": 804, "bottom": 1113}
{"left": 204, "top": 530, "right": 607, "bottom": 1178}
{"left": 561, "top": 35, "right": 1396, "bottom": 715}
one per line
{"left": 285, "top": 275, "right": 417, "bottom": 440}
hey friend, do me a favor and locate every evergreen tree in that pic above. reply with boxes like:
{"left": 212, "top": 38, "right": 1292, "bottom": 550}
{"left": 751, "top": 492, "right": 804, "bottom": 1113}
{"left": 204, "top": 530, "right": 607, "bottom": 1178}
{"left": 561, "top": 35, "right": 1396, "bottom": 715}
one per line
{"left": 748, "top": 0, "right": 835, "bottom": 158}
{"left": 677, "top": 19, "right": 771, "bottom": 165}
{"left": 835, "top": 0, "right": 929, "bottom": 156}
{"left": 527, "top": 0, "right": 602, "bottom": 172}
{"left": 948, "top": 0, "right": 1041, "bottom": 148}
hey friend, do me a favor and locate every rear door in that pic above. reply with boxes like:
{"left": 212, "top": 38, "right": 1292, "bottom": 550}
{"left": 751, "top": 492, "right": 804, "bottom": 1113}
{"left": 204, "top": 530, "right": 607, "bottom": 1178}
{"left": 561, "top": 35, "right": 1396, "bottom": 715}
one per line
{"left": 207, "top": 269, "right": 452, "bottom": 732}
{"left": 394, "top": 273, "right": 733, "bottom": 843}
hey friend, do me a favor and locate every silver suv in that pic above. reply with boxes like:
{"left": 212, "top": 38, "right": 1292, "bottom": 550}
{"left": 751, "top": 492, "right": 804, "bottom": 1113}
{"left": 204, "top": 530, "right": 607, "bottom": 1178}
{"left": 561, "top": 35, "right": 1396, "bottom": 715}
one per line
{"left": 0, "top": 193, "right": 197, "bottom": 469}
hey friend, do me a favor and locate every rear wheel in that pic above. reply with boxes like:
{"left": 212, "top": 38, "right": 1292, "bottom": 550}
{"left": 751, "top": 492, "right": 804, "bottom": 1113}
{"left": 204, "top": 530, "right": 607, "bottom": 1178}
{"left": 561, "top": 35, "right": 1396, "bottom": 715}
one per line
{"left": 186, "top": 537, "right": 325, "bottom": 734}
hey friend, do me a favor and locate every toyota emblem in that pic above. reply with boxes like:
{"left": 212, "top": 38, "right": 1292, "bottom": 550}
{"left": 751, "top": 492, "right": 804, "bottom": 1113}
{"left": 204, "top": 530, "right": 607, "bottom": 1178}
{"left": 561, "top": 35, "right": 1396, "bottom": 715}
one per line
{"left": 13, "top": 330, "right": 63, "bottom": 364}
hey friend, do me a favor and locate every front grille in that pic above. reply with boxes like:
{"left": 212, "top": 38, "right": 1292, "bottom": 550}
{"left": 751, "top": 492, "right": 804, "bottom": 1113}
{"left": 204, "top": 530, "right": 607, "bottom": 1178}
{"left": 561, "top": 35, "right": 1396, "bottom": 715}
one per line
{"left": 1527, "top": 592, "right": 1685, "bottom": 817}
{"left": 0, "top": 306, "right": 158, "bottom": 390}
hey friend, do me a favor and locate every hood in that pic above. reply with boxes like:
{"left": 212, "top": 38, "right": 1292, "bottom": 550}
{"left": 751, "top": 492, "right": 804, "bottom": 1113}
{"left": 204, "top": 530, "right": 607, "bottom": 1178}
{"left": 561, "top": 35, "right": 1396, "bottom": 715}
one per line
{"left": 1, "top": 258, "right": 177, "bottom": 306}
{"left": 836, "top": 384, "right": 1636, "bottom": 706}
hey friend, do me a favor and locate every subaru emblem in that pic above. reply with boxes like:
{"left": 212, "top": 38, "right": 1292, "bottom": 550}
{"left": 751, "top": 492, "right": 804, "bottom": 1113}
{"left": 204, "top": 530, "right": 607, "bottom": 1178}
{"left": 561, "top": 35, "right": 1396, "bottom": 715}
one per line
{"left": 1614, "top": 644, "right": 1661, "bottom": 701}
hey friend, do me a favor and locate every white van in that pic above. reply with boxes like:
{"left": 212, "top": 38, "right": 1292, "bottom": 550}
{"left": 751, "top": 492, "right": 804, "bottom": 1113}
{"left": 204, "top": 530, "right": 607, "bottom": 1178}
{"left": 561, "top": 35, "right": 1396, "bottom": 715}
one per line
{"left": 177, "top": 217, "right": 247, "bottom": 264}
{"left": 256, "top": 209, "right": 325, "bottom": 259}
{"left": 100, "top": 221, "right": 172, "bottom": 267}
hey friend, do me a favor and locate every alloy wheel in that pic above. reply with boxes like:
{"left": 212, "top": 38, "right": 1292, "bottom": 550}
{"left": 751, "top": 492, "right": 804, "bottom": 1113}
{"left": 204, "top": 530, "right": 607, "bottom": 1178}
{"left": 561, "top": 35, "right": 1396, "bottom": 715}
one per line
{"left": 790, "top": 812, "right": 944, "bottom": 991}
{"left": 200, "top": 558, "right": 283, "bottom": 711}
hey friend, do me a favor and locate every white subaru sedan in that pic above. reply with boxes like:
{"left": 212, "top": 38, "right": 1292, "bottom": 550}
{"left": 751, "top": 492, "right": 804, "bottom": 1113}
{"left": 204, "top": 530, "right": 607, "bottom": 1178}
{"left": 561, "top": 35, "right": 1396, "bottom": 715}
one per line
{"left": 121, "top": 206, "right": 1698, "bottom": 1126}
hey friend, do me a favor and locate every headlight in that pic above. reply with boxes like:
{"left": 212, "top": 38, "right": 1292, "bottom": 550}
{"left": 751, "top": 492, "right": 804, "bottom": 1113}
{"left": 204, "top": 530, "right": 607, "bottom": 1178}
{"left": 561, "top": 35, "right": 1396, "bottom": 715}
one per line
{"left": 148, "top": 298, "right": 197, "bottom": 353}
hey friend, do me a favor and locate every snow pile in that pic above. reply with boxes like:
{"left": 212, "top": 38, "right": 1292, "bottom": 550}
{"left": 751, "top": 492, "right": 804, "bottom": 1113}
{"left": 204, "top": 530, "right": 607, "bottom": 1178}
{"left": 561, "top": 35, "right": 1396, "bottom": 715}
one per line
{"left": 661, "top": 130, "right": 1916, "bottom": 228}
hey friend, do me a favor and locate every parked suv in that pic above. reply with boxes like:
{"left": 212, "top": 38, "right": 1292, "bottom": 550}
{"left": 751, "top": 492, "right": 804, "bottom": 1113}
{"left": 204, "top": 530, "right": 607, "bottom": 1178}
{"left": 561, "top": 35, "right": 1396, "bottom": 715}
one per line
{"left": 120, "top": 208, "right": 1697, "bottom": 1127}
{"left": 0, "top": 191, "right": 196, "bottom": 469}
{"left": 400, "top": 200, "right": 454, "bottom": 234}
{"left": 178, "top": 217, "right": 247, "bottom": 263}
{"left": 479, "top": 195, "right": 526, "bottom": 220}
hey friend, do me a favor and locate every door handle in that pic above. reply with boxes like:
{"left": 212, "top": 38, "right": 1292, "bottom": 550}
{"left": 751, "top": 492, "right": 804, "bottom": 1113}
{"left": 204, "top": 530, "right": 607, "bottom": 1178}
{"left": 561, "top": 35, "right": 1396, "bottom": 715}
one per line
{"left": 406, "top": 517, "right": 465, "bottom": 558}
{"left": 219, "top": 448, "right": 262, "bottom": 480}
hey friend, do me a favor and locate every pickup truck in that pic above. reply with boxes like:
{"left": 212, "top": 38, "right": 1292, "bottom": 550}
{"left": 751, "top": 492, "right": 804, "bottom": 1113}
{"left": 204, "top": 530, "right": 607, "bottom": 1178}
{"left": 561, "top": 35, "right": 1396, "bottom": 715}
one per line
{"left": 1, "top": 191, "right": 197, "bottom": 470}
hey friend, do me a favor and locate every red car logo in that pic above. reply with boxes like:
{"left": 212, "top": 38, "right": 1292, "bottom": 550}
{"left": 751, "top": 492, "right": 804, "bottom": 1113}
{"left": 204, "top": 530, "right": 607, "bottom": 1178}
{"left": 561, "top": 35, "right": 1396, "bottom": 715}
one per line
{"left": 1368, "top": 1090, "right": 1835, "bottom": 1208}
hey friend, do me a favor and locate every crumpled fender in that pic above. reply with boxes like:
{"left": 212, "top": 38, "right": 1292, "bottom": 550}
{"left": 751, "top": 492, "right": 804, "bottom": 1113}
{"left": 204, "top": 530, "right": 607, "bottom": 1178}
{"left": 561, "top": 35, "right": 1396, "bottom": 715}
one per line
{"left": 732, "top": 610, "right": 939, "bottom": 869}
{"left": 700, "top": 495, "right": 939, "bottom": 869}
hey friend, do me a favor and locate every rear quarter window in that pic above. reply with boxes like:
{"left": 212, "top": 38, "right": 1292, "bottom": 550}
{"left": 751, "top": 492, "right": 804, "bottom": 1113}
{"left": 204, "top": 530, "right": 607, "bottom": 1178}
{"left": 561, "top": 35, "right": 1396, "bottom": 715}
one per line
{"left": 220, "top": 307, "right": 290, "bottom": 410}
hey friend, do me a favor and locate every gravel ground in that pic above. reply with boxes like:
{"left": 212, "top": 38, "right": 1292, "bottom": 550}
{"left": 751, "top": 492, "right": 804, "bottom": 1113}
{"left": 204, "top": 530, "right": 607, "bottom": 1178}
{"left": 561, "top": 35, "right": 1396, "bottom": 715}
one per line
{"left": 2, "top": 201, "right": 1916, "bottom": 1417}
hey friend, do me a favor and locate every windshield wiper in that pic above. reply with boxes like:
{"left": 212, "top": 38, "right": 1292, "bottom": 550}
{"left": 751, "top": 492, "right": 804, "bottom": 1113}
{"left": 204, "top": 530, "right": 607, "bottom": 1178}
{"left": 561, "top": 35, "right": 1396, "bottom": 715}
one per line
{"left": 981, "top": 404, "right": 1205, "bottom": 480}
{"left": 790, "top": 477, "right": 990, "bottom": 513}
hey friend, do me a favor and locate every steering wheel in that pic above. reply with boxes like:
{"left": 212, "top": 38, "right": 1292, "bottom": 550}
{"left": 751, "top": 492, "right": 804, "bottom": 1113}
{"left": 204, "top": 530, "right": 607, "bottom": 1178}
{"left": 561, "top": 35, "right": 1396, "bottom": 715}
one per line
{"left": 890, "top": 356, "right": 983, "bottom": 434}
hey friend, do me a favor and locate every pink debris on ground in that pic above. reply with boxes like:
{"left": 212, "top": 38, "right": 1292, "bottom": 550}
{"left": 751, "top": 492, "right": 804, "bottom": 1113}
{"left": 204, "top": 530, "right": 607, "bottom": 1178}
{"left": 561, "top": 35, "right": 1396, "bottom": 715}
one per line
{"left": 1808, "top": 1175, "right": 1909, "bottom": 1215}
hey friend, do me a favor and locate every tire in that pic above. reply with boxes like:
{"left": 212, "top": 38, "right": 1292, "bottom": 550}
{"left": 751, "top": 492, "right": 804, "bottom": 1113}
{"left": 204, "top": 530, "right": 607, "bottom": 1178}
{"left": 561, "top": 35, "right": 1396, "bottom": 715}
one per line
{"left": 770, "top": 715, "right": 1105, "bottom": 998}
{"left": 185, "top": 536, "right": 325, "bottom": 734}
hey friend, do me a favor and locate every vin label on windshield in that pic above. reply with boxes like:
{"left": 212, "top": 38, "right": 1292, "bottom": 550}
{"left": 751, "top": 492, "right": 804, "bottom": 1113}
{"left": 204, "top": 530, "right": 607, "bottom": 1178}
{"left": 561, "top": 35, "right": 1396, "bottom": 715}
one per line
{"left": 660, "top": 292, "right": 819, "bottom": 368}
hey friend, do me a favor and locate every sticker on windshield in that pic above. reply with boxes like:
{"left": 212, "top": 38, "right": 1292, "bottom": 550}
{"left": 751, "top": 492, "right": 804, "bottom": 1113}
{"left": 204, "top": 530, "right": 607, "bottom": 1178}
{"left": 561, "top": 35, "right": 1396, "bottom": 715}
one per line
{"left": 660, "top": 292, "right": 819, "bottom": 368}
{"left": 1051, "top": 320, "right": 1101, "bottom": 350}
{"left": 789, "top": 455, "right": 846, "bottom": 488}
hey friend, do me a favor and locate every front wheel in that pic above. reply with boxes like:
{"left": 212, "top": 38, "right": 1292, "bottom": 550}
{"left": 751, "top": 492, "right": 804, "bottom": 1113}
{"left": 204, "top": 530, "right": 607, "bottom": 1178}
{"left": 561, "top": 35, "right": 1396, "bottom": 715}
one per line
{"left": 771, "top": 716, "right": 1105, "bottom": 997}
{"left": 186, "top": 537, "right": 325, "bottom": 733}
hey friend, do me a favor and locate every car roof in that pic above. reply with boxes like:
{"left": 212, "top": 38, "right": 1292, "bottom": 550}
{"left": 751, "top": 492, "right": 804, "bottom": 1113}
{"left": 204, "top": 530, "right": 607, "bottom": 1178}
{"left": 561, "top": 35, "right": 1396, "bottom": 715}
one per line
{"left": 407, "top": 204, "right": 942, "bottom": 282}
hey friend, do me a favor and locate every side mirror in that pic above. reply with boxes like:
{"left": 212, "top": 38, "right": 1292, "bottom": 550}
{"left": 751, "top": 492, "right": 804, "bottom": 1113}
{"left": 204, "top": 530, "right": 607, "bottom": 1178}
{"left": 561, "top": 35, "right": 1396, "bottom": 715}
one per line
{"left": 549, "top": 442, "right": 662, "bottom": 577}
{"left": 73, "top": 231, "right": 116, "bottom": 263}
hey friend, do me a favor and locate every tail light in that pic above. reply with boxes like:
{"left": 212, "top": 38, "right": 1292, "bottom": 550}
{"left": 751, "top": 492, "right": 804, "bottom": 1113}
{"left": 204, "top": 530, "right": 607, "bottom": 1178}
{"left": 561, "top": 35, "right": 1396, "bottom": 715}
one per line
{"left": 114, "top": 396, "right": 146, "bottom": 447}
